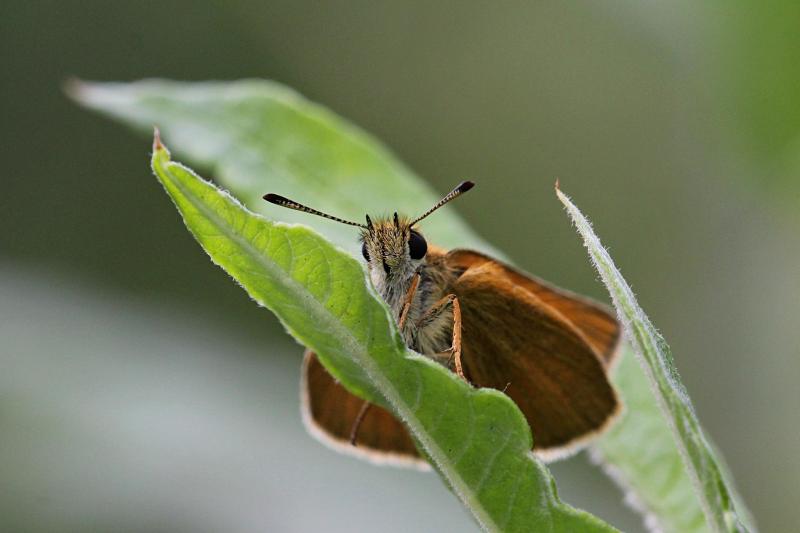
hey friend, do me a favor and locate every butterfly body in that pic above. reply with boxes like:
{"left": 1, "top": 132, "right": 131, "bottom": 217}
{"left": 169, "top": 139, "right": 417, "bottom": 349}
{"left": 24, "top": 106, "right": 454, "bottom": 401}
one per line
{"left": 361, "top": 215, "right": 457, "bottom": 358}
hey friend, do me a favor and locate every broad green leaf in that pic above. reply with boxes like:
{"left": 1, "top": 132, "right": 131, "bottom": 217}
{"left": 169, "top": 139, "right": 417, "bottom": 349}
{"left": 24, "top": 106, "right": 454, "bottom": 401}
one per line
{"left": 150, "top": 136, "right": 616, "bottom": 533}
{"left": 557, "top": 187, "right": 756, "bottom": 533}
{"left": 73, "top": 79, "right": 752, "bottom": 532}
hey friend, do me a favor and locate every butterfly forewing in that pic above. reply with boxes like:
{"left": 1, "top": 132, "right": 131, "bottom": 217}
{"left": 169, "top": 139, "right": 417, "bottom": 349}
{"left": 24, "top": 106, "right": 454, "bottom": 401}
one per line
{"left": 446, "top": 255, "right": 620, "bottom": 453}
{"left": 446, "top": 249, "right": 621, "bottom": 368}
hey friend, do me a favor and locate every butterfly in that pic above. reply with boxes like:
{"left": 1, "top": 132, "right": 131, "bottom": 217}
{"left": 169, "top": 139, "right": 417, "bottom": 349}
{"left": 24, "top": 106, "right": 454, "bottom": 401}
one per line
{"left": 265, "top": 181, "right": 621, "bottom": 468}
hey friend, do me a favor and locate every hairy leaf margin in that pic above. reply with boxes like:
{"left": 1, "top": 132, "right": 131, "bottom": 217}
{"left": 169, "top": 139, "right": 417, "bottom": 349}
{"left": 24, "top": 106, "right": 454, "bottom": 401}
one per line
{"left": 557, "top": 186, "right": 756, "bottom": 533}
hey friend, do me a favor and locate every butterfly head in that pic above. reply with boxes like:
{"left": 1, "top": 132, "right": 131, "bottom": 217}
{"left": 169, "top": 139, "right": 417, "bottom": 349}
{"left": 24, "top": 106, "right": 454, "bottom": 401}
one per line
{"left": 358, "top": 213, "right": 427, "bottom": 286}
{"left": 263, "top": 181, "right": 474, "bottom": 286}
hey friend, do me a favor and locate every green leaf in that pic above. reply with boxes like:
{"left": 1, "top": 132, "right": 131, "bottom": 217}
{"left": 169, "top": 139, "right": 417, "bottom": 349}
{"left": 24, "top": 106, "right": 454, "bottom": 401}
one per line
{"left": 69, "top": 79, "right": 495, "bottom": 257}
{"left": 73, "top": 79, "right": 753, "bottom": 532}
{"left": 149, "top": 136, "right": 616, "bottom": 533}
{"left": 556, "top": 187, "right": 756, "bottom": 533}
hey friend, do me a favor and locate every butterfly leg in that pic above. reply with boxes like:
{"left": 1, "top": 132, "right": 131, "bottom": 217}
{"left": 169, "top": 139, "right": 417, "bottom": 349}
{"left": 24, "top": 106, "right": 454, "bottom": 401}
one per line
{"left": 451, "top": 297, "right": 463, "bottom": 379}
{"left": 350, "top": 272, "right": 421, "bottom": 446}
{"left": 398, "top": 273, "right": 421, "bottom": 329}
{"left": 417, "top": 294, "right": 464, "bottom": 380}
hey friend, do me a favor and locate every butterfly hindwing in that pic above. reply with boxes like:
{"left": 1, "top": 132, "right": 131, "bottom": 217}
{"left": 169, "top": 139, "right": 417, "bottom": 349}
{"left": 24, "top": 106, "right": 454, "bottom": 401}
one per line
{"left": 301, "top": 350, "right": 426, "bottom": 468}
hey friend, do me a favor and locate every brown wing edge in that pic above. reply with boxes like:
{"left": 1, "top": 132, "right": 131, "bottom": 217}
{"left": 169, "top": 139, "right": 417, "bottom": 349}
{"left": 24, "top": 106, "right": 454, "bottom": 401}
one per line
{"left": 299, "top": 350, "right": 431, "bottom": 471}
{"left": 446, "top": 249, "right": 623, "bottom": 371}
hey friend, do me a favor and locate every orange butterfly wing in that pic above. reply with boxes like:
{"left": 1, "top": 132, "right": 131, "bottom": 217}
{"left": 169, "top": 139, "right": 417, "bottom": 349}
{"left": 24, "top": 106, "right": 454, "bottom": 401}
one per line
{"left": 446, "top": 249, "right": 621, "bottom": 368}
{"left": 445, "top": 251, "right": 620, "bottom": 456}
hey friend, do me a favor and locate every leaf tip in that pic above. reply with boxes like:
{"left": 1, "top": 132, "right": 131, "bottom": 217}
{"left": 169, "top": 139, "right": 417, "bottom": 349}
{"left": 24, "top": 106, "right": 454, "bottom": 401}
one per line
{"left": 150, "top": 127, "right": 171, "bottom": 170}
{"left": 152, "top": 126, "right": 165, "bottom": 152}
{"left": 62, "top": 76, "right": 86, "bottom": 103}
{"left": 554, "top": 179, "right": 571, "bottom": 206}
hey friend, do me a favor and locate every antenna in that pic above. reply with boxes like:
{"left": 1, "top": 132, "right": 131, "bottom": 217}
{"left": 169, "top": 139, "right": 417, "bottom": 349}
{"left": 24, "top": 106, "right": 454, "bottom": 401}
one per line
{"left": 410, "top": 181, "right": 475, "bottom": 226}
{"left": 263, "top": 193, "right": 368, "bottom": 229}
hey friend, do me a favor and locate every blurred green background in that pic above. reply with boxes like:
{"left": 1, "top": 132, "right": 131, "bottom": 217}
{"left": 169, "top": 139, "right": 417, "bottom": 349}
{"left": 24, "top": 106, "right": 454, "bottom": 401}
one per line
{"left": 2, "top": 2, "right": 799, "bottom": 532}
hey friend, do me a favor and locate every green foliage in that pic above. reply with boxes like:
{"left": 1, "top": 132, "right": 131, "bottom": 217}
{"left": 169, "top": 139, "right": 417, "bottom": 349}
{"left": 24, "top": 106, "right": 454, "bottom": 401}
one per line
{"left": 557, "top": 188, "right": 756, "bottom": 533}
{"left": 75, "top": 79, "right": 754, "bottom": 532}
{"left": 149, "top": 137, "right": 616, "bottom": 532}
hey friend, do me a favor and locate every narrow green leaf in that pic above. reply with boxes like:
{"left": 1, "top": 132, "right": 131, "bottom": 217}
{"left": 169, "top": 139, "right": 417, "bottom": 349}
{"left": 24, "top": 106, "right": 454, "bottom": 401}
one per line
{"left": 150, "top": 137, "right": 616, "bottom": 532}
{"left": 556, "top": 187, "right": 756, "bottom": 533}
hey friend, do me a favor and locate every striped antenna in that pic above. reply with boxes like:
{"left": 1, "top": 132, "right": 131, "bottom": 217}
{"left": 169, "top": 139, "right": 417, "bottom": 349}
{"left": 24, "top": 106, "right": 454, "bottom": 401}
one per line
{"left": 263, "top": 193, "right": 368, "bottom": 229}
{"left": 410, "top": 181, "right": 475, "bottom": 226}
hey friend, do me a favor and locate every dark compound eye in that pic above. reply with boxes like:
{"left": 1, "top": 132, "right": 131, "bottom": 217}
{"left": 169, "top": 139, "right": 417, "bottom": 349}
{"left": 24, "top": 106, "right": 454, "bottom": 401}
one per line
{"left": 408, "top": 230, "right": 427, "bottom": 260}
{"left": 361, "top": 241, "right": 370, "bottom": 262}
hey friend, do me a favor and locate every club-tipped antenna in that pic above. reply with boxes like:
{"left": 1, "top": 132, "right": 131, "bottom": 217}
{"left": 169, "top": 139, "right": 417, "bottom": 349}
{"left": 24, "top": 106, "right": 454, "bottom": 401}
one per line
{"left": 410, "top": 181, "right": 475, "bottom": 226}
{"left": 263, "top": 193, "right": 368, "bottom": 229}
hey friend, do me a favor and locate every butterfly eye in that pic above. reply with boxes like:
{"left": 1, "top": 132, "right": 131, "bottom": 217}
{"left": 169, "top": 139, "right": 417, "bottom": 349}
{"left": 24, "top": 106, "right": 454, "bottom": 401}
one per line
{"left": 361, "top": 242, "right": 370, "bottom": 262}
{"left": 408, "top": 231, "right": 427, "bottom": 260}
